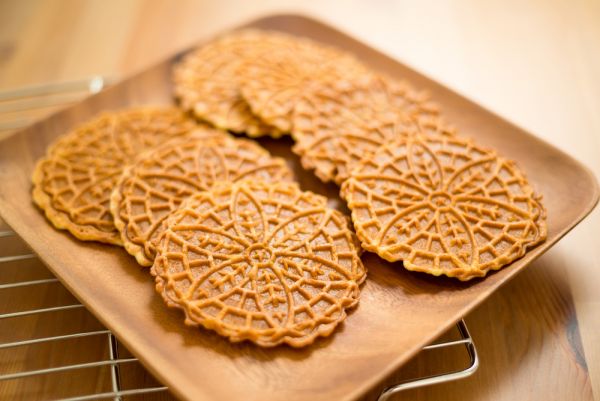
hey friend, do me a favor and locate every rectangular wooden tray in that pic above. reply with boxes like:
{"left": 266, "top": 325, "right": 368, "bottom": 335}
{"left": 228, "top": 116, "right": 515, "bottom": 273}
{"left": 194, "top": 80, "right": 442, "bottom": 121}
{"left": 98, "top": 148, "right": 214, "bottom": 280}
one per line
{"left": 0, "top": 14, "right": 597, "bottom": 401}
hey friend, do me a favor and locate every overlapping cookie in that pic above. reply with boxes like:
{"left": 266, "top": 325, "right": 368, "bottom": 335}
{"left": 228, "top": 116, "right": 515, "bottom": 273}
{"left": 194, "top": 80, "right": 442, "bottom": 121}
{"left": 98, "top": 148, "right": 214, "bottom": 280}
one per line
{"left": 292, "top": 75, "right": 442, "bottom": 184}
{"left": 236, "top": 34, "right": 372, "bottom": 133}
{"left": 173, "top": 29, "right": 291, "bottom": 137}
{"left": 111, "top": 132, "right": 294, "bottom": 266}
{"left": 32, "top": 107, "right": 197, "bottom": 245}
{"left": 341, "top": 132, "right": 547, "bottom": 281}
{"left": 151, "top": 181, "right": 366, "bottom": 347}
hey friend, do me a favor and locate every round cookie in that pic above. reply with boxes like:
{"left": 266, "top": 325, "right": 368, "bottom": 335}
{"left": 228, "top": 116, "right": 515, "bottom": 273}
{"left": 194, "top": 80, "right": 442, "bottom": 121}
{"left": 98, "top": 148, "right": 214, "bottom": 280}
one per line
{"left": 32, "top": 107, "right": 197, "bottom": 245}
{"left": 292, "top": 76, "right": 442, "bottom": 184}
{"left": 340, "top": 132, "right": 547, "bottom": 281}
{"left": 173, "top": 29, "right": 289, "bottom": 137}
{"left": 151, "top": 181, "right": 366, "bottom": 347}
{"left": 237, "top": 34, "right": 372, "bottom": 133}
{"left": 111, "top": 132, "right": 294, "bottom": 266}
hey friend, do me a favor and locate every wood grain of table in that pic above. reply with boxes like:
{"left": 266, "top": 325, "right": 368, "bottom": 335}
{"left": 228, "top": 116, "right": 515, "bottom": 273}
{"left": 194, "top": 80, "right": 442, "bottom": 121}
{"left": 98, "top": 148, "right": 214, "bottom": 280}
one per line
{"left": 0, "top": 1, "right": 598, "bottom": 400}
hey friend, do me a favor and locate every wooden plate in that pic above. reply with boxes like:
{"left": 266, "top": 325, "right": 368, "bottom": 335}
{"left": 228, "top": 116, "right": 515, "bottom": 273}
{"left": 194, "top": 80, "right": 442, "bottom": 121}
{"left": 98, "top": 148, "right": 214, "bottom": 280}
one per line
{"left": 0, "top": 14, "right": 597, "bottom": 401}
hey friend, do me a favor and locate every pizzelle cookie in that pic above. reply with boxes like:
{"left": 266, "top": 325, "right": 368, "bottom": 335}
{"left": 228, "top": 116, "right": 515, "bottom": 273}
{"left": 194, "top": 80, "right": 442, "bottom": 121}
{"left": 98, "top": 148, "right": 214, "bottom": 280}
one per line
{"left": 32, "top": 107, "right": 197, "bottom": 245}
{"left": 340, "top": 133, "right": 547, "bottom": 281}
{"left": 173, "top": 29, "right": 289, "bottom": 137}
{"left": 237, "top": 34, "right": 372, "bottom": 133}
{"left": 292, "top": 76, "right": 442, "bottom": 184}
{"left": 111, "top": 133, "right": 294, "bottom": 266}
{"left": 151, "top": 181, "right": 366, "bottom": 347}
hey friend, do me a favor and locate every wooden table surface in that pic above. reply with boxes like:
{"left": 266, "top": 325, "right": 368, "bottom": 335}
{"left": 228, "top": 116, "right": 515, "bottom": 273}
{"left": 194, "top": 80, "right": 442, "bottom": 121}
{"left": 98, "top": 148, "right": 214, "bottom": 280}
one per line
{"left": 0, "top": 1, "right": 598, "bottom": 400}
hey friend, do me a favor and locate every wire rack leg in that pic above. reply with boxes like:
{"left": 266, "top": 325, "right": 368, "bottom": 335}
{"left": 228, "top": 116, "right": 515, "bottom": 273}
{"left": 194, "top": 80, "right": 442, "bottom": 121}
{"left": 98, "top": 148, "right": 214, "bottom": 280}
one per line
{"left": 108, "top": 333, "right": 123, "bottom": 401}
{"left": 377, "top": 319, "right": 479, "bottom": 401}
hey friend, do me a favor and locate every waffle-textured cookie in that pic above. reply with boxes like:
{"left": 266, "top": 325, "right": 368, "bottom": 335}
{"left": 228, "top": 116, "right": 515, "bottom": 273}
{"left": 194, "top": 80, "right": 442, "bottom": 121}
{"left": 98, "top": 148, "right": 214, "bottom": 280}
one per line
{"left": 152, "top": 181, "right": 366, "bottom": 347}
{"left": 292, "top": 76, "right": 442, "bottom": 184}
{"left": 32, "top": 107, "right": 197, "bottom": 245}
{"left": 340, "top": 133, "right": 547, "bottom": 281}
{"left": 111, "top": 132, "right": 294, "bottom": 266}
{"left": 173, "top": 29, "right": 288, "bottom": 137}
{"left": 237, "top": 35, "right": 371, "bottom": 133}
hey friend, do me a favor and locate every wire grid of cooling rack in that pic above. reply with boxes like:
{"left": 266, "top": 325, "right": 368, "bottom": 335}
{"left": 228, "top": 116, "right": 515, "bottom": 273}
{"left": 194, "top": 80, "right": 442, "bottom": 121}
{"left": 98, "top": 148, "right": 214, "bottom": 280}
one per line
{"left": 0, "top": 78, "right": 478, "bottom": 401}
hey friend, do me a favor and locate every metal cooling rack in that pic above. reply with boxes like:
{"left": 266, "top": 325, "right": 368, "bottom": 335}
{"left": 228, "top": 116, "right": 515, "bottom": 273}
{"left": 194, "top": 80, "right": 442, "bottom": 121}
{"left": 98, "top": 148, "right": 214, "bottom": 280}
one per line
{"left": 0, "top": 78, "right": 478, "bottom": 401}
{"left": 0, "top": 227, "right": 169, "bottom": 400}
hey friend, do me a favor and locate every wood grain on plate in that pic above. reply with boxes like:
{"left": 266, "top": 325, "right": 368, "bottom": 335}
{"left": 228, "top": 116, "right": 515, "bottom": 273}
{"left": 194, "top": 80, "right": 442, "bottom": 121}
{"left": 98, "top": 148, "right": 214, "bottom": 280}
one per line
{"left": 0, "top": 15, "right": 597, "bottom": 401}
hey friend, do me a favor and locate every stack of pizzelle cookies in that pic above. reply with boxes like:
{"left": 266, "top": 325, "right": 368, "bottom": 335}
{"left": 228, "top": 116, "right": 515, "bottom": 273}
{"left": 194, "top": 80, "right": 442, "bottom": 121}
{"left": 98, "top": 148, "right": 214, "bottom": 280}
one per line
{"left": 32, "top": 28, "right": 547, "bottom": 347}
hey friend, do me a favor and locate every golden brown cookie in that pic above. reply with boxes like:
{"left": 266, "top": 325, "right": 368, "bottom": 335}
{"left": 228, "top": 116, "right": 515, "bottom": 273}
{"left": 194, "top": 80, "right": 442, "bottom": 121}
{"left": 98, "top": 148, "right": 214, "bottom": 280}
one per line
{"left": 111, "top": 132, "right": 294, "bottom": 266}
{"left": 292, "top": 76, "right": 442, "bottom": 184}
{"left": 340, "top": 132, "right": 547, "bottom": 281}
{"left": 151, "top": 181, "right": 366, "bottom": 347}
{"left": 32, "top": 107, "right": 197, "bottom": 245}
{"left": 173, "top": 29, "right": 289, "bottom": 137}
{"left": 237, "top": 35, "right": 372, "bottom": 133}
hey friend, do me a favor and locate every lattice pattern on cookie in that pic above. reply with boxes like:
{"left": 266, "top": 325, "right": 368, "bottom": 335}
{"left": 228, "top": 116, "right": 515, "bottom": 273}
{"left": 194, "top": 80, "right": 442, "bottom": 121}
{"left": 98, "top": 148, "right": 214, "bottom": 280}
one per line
{"left": 111, "top": 133, "right": 295, "bottom": 266}
{"left": 340, "top": 133, "right": 547, "bottom": 281}
{"left": 237, "top": 35, "right": 372, "bottom": 133}
{"left": 152, "top": 181, "right": 366, "bottom": 347}
{"left": 173, "top": 29, "right": 294, "bottom": 137}
{"left": 32, "top": 107, "right": 197, "bottom": 244}
{"left": 292, "top": 76, "right": 443, "bottom": 184}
